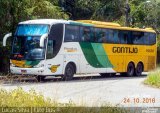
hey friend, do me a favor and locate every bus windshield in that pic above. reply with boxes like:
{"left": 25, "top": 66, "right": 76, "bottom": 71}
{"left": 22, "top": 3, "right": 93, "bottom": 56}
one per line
{"left": 11, "top": 24, "right": 49, "bottom": 60}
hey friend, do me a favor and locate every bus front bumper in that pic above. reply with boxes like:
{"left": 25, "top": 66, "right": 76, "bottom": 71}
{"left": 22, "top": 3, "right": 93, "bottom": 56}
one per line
{"left": 10, "top": 66, "right": 45, "bottom": 75}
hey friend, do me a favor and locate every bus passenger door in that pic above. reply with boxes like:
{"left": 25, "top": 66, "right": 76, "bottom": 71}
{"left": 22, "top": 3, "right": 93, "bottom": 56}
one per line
{"left": 45, "top": 55, "right": 64, "bottom": 75}
{"left": 45, "top": 39, "right": 64, "bottom": 75}
{"left": 45, "top": 23, "right": 64, "bottom": 75}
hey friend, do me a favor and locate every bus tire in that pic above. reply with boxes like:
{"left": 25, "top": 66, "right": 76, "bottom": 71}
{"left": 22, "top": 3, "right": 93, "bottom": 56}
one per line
{"left": 135, "top": 62, "right": 143, "bottom": 76}
{"left": 126, "top": 62, "right": 135, "bottom": 77}
{"left": 36, "top": 75, "right": 46, "bottom": 82}
{"left": 62, "top": 63, "right": 74, "bottom": 81}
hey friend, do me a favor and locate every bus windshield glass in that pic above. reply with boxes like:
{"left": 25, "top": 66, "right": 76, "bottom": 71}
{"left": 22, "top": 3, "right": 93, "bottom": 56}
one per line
{"left": 11, "top": 24, "right": 49, "bottom": 60}
{"left": 16, "top": 24, "right": 49, "bottom": 36}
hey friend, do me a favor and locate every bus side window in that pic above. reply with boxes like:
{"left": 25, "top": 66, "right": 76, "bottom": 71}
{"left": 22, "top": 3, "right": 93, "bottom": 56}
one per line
{"left": 106, "top": 29, "right": 114, "bottom": 43}
{"left": 149, "top": 33, "right": 156, "bottom": 45}
{"left": 94, "top": 28, "right": 102, "bottom": 43}
{"left": 46, "top": 40, "right": 54, "bottom": 59}
{"left": 132, "top": 32, "right": 144, "bottom": 45}
{"left": 139, "top": 32, "right": 145, "bottom": 44}
{"left": 132, "top": 32, "right": 137, "bottom": 44}
{"left": 127, "top": 31, "right": 133, "bottom": 44}
{"left": 90, "top": 28, "right": 94, "bottom": 42}
{"left": 114, "top": 30, "right": 120, "bottom": 44}
{"left": 98, "top": 28, "right": 107, "bottom": 43}
{"left": 143, "top": 33, "right": 149, "bottom": 45}
{"left": 119, "top": 31, "right": 127, "bottom": 44}
{"left": 93, "top": 28, "right": 97, "bottom": 42}
{"left": 80, "top": 27, "right": 92, "bottom": 42}
{"left": 64, "top": 25, "right": 79, "bottom": 42}
{"left": 48, "top": 24, "right": 63, "bottom": 58}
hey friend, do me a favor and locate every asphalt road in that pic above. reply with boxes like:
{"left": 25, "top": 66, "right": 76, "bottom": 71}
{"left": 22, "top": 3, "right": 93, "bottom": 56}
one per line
{"left": 0, "top": 74, "right": 160, "bottom": 107}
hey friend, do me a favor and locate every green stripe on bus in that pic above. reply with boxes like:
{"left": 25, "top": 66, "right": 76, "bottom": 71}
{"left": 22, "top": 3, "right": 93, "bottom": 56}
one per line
{"left": 70, "top": 22, "right": 93, "bottom": 27}
{"left": 70, "top": 22, "right": 83, "bottom": 26}
{"left": 79, "top": 42, "right": 103, "bottom": 68}
{"left": 91, "top": 43, "right": 113, "bottom": 68}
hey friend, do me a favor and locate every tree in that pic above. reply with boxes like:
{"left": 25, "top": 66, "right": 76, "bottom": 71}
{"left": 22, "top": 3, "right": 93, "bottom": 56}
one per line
{"left": 129, "top": 0, "right": 160, "bottom": 29}
{"left": 0, "top": 0, "right": 69, "bottom": 73}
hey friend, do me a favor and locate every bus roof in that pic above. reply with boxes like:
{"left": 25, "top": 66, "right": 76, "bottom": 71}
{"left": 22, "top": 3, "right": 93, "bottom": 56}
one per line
{"left": 19, "top": 19, "right": 94, "bottom": 27}
{"left": 76, "top": 20, "right": 121, "bottom": 27}
{"left": 77, "top": 20, "right": 156, "bottom": 33}
{"left": 19, "top": 19, "right": 156, "bottom": 33}
{"left": 19, "top": 19, "right": 71, "bottom": 25}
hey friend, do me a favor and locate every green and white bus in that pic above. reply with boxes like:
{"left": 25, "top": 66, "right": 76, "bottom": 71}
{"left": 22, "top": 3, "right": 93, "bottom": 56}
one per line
{"left": 3, "top": 19, "right": 157, "bottom": 81}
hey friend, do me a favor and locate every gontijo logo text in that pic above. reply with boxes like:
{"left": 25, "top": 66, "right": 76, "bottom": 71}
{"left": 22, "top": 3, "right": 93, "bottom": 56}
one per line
{"left": 112, "top": 47, "right": 138, "bottom": 53}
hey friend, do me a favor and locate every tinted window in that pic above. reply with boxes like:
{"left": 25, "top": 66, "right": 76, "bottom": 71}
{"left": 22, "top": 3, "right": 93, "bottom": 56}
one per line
{"left": 48, "top": 24, "right": 63, "bottom": 58}
{"left": 16, "top": 24, "right": 49, "bottom": 36}
{"left": 46, "top": 40, "right": 54, "bottom": 59}
{"left": 12, "top": 36, "right": 46, "bottom": 60}
{"left": 80, "top": 27, "right": 94, "bottom": 42}
{"left": 106, "top": 29, "right": 114, "bottom": 43}
{"left": 113, "top": 30, "right": 120, "bottom": 43}
{"left": 94, "top": 28, "right": 101, "bottom": 42}
{"left": 132, "top": 32, "right": 144, "bottom": 44}
{"left": 119, "top": 30, "right": 128, "bottom": 44}
{"left": 144, "top": 32, "right": 150, "bottom": 45}
{"left": 101, "top": 29, "right": 107, "bottom": 43}
{"left": 94, "top": 28, "right": 107, "bottom": 43}
{"left": 106, "top": 29, "right": 120, "bottom": 44}
{"left": 149, "top": 33, "right": 156, "bottom": 45}
{"left": 64, "top": 25, "right": 79, "bottom": 42}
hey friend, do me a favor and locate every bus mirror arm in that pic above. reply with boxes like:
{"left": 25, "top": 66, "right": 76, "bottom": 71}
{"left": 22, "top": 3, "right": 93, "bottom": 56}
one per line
{"left": 3, "top": 33, "right": 12, "bottom": 46}
{"left": 40, "top": 33, "right": 48, "bottom": 47}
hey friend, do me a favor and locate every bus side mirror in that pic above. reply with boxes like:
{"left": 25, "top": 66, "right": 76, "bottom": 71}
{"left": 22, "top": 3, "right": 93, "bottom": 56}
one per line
{"left": 3, "top": 33, "right": 12, "bottom": 46}
{"left": 40, "top": 33, "right": 48, "bottom": 47}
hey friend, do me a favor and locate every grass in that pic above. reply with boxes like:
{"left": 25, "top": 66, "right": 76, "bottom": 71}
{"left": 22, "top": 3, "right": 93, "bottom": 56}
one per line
{"left": 0, "top": 88, "right": 57, "bottom": 107}
{"left": 0, "top": 88, "right": 127, "bottom": 113}
{"left": 144, "top": 68, "right": 160, "bottom": 88}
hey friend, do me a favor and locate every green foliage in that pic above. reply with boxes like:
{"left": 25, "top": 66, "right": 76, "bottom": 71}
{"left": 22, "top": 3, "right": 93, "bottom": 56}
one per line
{"left": 0, "top": 0, "right": 69, "bottom": 35}
{"left": 0, "top": 88, "right": 55, "bottom": 107}
{"left": 72, "top": 0, "right": 124, "bottom": 21}
{"left": 0, "top": 0, "right": 160, "bottom": 33}
{"left": 0, "top": 0, "right": 69, "bottom": 73}
{"left": 130, "top": 0, "right": 160, "bottom": 28}
{"left": 25, "top": 0, "right": 68, "bottom": 19}
{"left": 0, "top": 88, "right": 127, "bottom": 113}
{"left": 91, "top": 0, "right": 124, "bottom": 21}
{"left": 69, "top": 0, "right": 160, "bottom": 29}
{"left": 144, "top": 69, "right": 160, "bottom": 88}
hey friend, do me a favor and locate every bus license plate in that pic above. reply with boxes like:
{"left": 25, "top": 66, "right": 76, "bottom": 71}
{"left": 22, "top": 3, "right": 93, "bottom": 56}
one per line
{"left": 21, "top": 70, "right": 27, "bottom": 74}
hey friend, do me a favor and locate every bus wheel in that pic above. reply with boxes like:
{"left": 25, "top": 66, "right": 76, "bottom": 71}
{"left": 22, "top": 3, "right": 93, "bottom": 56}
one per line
{"left": 36, "top": 76, "right": 46, "bottom": 82}
{"left": 135, "top": 62, "right": 143, "bottom": 76}
{"left": 62, "top": 63, "right": 74, "bottom": 81}
{"left": 126, "top": 62, "right": 135, "bottom": 77}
